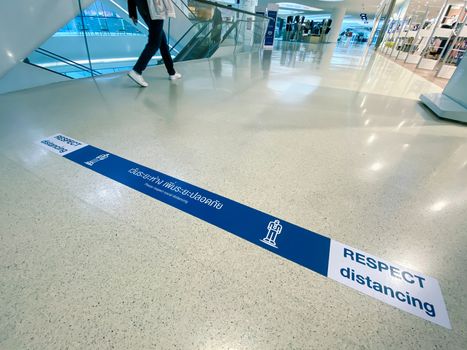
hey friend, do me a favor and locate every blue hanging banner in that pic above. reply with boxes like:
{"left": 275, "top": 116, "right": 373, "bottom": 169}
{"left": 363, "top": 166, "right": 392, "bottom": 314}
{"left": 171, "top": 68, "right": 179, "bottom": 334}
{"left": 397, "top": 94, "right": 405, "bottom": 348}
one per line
{"left": 38, "top": 134, "right": 451, "bottom": 329}
{"left": 264, "top": 4, "right": 278, "bottom": 48}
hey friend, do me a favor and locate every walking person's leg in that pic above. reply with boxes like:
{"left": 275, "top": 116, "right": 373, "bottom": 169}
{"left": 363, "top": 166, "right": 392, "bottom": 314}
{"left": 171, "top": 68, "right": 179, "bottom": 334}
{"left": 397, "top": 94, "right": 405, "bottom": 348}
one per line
{"left": 129, "top": 19, "right": 164, "bottom": 87}
{"left": 133, "top": 20, "right": 163, "bottom": 74}
{"left": 159, "top": 30, "right": 182, "bottom": 80}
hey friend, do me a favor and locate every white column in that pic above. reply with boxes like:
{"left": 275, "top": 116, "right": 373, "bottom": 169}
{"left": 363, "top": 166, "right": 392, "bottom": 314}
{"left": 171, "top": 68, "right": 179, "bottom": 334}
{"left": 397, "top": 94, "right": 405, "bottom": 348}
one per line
{"left": 327, "top": 6, "right": 346, "bottom": 43}
{"left": 239, "top": 0, "right": 259, "bottom": 45}
{"left": 239, "top": 0, "right": 258, "bottom": 13}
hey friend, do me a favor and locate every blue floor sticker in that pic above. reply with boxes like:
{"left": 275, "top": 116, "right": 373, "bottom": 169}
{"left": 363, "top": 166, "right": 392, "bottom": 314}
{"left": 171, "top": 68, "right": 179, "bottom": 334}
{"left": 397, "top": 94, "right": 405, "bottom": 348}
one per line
{"left": 38, "top": 134, "right": 451, "bottom": 329}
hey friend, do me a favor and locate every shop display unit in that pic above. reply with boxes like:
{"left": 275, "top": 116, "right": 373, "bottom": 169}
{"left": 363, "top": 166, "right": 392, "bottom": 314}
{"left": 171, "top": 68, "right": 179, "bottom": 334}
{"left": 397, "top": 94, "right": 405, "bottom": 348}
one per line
{"left": 378, "top": 1, "right": 466, "bottom": 79}
{"left": 381, "top": 18, "right": 403, "bottom": 55}
{"left": 417, "top": 2, "right": 466, "bottom": 70}
{"left": 437, "top": 7, "right": 467, "bottom": 78}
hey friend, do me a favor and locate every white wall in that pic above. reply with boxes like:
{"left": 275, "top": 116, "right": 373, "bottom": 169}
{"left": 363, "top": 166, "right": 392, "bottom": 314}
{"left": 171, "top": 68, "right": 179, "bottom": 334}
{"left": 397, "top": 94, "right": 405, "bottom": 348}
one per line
{"left": 0, "top": 0, "right": 94, "bottom": 79}
{"left": 0, "top": 62, "right": 69, "bottom": 95}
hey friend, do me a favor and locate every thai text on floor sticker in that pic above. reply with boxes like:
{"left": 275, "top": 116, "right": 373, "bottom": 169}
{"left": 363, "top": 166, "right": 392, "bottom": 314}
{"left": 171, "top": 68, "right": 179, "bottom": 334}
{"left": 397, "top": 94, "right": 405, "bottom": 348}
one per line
{"left": 38, "top": 134, "right": 451, "bottom": 329}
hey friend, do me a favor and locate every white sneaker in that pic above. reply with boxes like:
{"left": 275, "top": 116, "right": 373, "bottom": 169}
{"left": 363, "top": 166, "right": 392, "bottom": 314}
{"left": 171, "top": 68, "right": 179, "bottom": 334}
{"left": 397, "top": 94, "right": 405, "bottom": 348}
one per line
{"left": 169, "top": 72, "right": 182, "bottom": 80}
{"left": 128, "top": 70, "right": 148, "bottom": 87}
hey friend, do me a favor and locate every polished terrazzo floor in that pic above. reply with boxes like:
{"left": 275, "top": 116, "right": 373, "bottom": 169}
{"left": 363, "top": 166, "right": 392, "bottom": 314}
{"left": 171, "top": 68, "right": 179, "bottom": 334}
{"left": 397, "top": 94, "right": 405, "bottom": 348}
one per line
{"left": 0, "top": 42, "right": 466, "bottom": 349}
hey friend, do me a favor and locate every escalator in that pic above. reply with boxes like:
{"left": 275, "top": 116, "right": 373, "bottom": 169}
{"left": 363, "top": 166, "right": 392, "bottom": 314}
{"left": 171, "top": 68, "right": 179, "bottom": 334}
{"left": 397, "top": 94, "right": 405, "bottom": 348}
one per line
{"left": 173, "top": 20, "right": 240, "bottom": 62}
{"left": 171, "top": 0, "right": 269, "bottom": 62}
{"left": 172, "top": 22, "right": 212, "bottom": 62}
{"left": 18, "top": 0, "right": 269, "bottom": 80}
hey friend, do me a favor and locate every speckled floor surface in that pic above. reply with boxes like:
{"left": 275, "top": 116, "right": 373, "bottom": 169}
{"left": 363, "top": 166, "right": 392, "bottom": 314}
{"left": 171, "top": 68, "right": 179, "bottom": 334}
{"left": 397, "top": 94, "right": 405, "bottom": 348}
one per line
{"left": 0, "top": 42, "right": 466, "bottom": 349}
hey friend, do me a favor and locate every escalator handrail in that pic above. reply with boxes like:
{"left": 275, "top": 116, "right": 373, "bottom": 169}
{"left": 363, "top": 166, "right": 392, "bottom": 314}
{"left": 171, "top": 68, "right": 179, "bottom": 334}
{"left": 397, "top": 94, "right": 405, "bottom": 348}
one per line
{"left": 23, "top": 59, "right": 74, "bottom": 79}
{"left": 178, "top": 19, "right": 240, "bottom": 60}
{"left": 170, "top": 21, "right": 210, "bottom": 54}
{"left": 36, "top": 48, "right": 90, "bottom": 70}
{"left": 220, "top": 20, "right": 241, "bottom": 42}
{"left": 34, "top": 49, "right": 93, "bottom": 73}
{"left": 173, "top": 24, "right": 211, "bottom": 60}
{"left": 34, "top": 48, "right": 102, "bottom": 75}
{"left": 171, "top": 1, "right": 270, "bottom": 58}
{"left": 202, "top": 19, "right": 244, "bottom": 48}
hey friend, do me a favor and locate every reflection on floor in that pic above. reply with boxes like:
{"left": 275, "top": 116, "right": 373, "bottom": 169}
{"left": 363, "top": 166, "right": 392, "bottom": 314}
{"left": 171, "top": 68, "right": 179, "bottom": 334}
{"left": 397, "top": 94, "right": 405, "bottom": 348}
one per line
{"left": 0, "top": 42, "right": 466, "bottom": 349}
{"left": 385, "top": 54, "right": 449, "bottom": 89}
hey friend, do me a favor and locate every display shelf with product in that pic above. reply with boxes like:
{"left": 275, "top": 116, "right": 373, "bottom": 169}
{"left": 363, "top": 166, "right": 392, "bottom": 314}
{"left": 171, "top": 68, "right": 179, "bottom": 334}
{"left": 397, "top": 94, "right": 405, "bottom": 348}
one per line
{"left": 393, "top": 10, "right": 429, "bottom": 62}
{"left": 417, "top": 2, "right": 465, "bottom": 70}
{"left": 405, "top": 17, "right": 435, "bottom": 64}
{"left": 437, "top": 5, "right": 466, "bottom": 78}
{"left": 390, "top": 18, "right": 411, "bottom": 58}
{"left": 381, "top": 19, "right": 403, "bottom": 55}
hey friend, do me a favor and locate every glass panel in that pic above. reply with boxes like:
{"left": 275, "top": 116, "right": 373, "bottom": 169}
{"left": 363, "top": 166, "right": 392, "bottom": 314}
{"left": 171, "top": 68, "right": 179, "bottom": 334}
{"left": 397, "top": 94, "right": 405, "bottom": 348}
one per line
{"left": 25, "top": 0, "right": 269, "bottom": 79}
{"left": 25, "top": 0, "right": 95, "bottom": 79}
{"left": 74, "top": 0, "right": 148, "bottom": 75}
{"left": 177, "top": 0, "right": 269, "bottom": 59}
{"left": 85, "top": 0, "right": 202, "bottom": 73}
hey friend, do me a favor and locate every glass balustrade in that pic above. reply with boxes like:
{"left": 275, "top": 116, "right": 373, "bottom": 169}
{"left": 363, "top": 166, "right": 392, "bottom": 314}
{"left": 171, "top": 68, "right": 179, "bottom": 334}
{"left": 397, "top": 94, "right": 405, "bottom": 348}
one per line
{"left": 24, "top": 0, "right": 269, "bottom": 79}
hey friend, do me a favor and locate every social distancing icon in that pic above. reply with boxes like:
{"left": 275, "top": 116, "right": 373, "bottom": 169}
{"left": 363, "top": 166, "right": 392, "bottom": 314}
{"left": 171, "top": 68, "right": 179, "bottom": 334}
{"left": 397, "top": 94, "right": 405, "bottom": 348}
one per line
{"left": 38, "top": 134, "right": 452, "bottom": 329}
{"left": 260, "top": 219, "right": 282, "bottom": 248}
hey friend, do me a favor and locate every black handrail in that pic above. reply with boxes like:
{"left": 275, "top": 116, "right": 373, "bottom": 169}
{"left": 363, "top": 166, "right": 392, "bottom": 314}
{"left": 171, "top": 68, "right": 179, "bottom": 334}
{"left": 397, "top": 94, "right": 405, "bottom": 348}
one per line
{"left": 35, "top": 48, "right": 102, "bottom": 75}
{"left": 34, "top": 50, "right": 94, "bottom": 74}
{"left": 221, "top": 20, "right": 241, "bottom": 42}
{"left": 36, "top": 48, "right": 91, "bottom": 71}
{"left": 207, "top": 20, "right": 241, "bottom": 56}
{"left": 23, "top": 59, "right": 74, "bottom": 79}
{"left": 202, "top": 22, "right": 234, "bottom": 57}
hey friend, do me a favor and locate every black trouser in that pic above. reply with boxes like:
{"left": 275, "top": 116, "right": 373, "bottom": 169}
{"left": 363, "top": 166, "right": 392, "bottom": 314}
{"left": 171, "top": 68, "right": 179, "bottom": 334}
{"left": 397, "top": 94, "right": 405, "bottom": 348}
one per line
{"left": 133, "top": 19, "right": 175, "bottom": 75}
